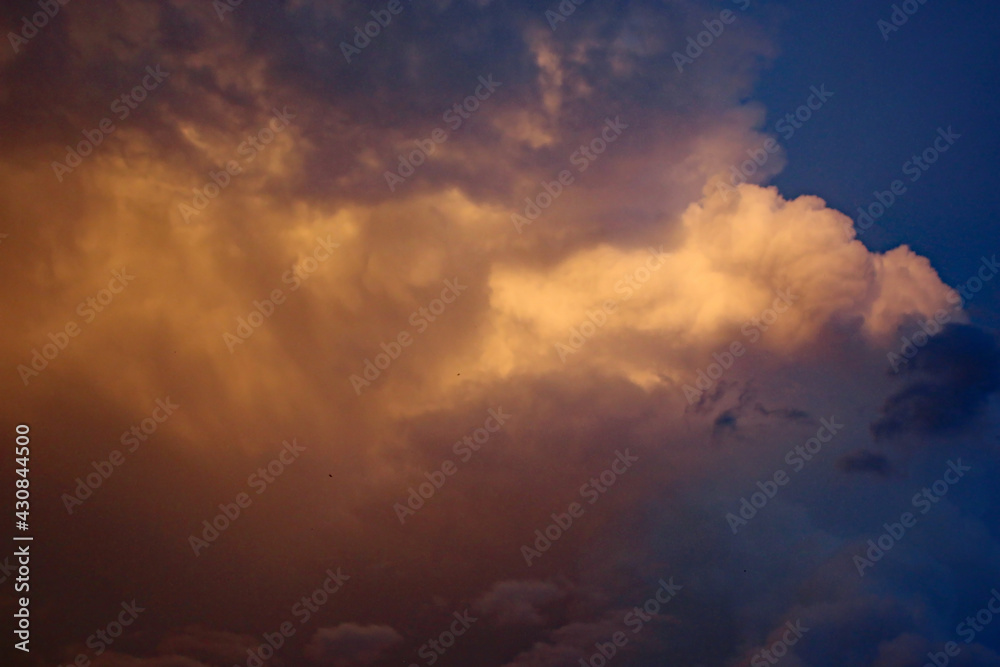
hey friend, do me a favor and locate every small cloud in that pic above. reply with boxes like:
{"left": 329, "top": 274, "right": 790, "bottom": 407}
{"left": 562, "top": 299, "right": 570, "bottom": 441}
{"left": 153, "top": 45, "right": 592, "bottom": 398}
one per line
{"left": 474, "top": 580, "right": 566, "bottom": 627}
{"left": 837, "top": 450, "right": 891, "bottom": 477}
{"left": 305, "top": 623, "right": 403, "bottom": 666}
{"left": 712, "top": 409, "right": 738, "bottom": 437}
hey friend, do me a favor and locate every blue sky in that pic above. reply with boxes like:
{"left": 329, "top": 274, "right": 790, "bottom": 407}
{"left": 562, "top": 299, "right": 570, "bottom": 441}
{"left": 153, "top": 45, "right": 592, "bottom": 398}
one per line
{"left": 757, "top": 1, "right": 1000, "bottom": 327}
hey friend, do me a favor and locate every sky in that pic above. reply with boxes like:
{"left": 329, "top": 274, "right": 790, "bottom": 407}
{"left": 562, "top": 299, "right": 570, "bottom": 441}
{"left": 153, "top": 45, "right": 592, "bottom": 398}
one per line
{"left": 1, "top": 1, "right": 999, "bottom": 666}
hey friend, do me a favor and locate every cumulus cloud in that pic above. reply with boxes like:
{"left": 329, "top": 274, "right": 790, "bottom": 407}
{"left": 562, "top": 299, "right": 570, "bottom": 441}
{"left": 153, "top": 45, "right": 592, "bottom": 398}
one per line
{"left": 483, "top": 183, "right": 956, "bottom": 394}
{"left": 3, "top": 1, "right": 998, "bottom": 666}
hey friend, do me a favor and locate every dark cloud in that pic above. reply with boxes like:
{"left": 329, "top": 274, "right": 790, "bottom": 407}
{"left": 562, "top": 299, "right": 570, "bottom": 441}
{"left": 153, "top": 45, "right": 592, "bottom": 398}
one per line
{"left": 873, "top": 324, "right": 1000, "bottom": 440}
{"left": 712, "top": 408, "right": 739, "bottom": 437}
{"left": 837, "top": 450, "right": 891, "bottom": 477}
{"left": 754, "top": 403, "right": 810, "bottom": 421}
